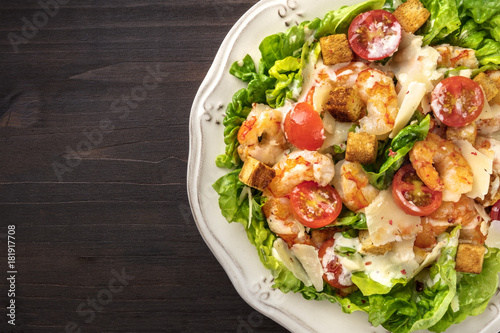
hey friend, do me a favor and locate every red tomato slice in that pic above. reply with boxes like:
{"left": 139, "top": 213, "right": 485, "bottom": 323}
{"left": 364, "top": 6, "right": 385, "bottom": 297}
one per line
{"left": 318, "top": 238, "right": 352, "bottom": 289}
{"left": 392, "top": 164, "right": 443, "bottom": 216}
{"left": 348, "top": 10, "right": 402, "bottom": 61}
{"left": 431, "top": 76, "right": 484, "bottom": 127}
{"left": 284, "top": 102, "right": 325, "bottom": 151}
{"left": 491, "top": 200, "right": 500, "bottom": 221}
{"left": 289, "top": 181, "right": 342, "bottom": 229}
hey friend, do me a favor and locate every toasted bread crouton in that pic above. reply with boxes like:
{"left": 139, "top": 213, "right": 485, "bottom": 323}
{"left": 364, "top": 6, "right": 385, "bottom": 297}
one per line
{"left": 345, "top": 132, "right": 378, "bottom": 165}
{"left": 446, "top": 122, "right": 477, "bottom": 145}
{"left": 455, "top": 243, "right": 485, "bottom": 274}
{"left": 393, "top": 0, "right": 430, "bottom": 34}
{"left": 325, "top": 86, "right": 365, "bottom": 122}
{"left": 359, "top": 230, "right": 392, "bottom": 255}
{"left": 239, "top": 157, "right": 275, "bottom": 191}
{"left": 486, "top": 70, "right": 500, "bottom": 105}
{"left": 474, "top": 72, "right": 499, "bottom": 102}
{"left": 320, "top": 34, "right": 353, "bottom": 66}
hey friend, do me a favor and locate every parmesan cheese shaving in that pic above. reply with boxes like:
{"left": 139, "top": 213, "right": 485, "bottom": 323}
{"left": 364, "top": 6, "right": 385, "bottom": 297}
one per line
{"left": 291, "top": 244, "right": 324, "bottom": 291}
{"left": 390, "top": 82, "right": 426, "bottom": 138}
{"left": 453, "top": 140, "right": 493, "bottom": 200}
{"left": 365, "top": 190, "right": 422, "bottom": 246}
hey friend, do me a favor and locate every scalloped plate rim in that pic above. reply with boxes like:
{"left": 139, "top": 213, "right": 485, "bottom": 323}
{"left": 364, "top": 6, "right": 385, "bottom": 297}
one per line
{"left": 187, "top": 0, "right": 500, "bottom": 332}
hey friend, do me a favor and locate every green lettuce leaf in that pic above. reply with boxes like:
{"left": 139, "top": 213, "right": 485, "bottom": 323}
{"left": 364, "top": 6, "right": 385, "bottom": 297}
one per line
{"left": 315, "top": 0, "right": 385, "bottom": 38}
{"left": 363, "top": 114, "right": 430, "bottom": 190}
{"left": 429, "top": 247, "right": 500, "bottom": 332}
{"left": 461, "top": 0, "right": 500, "bottom": 24}
{"left": 368, "top": 227, "right": 460, "bottom": 333}
{"left": 352, "top": 272, "right": 407, "bottom": 296}
{"left": 420, "top": 0, "right": 461, "bottom": 45}
{"left": 265, "top": 56, "right": 302, "bottom": 107}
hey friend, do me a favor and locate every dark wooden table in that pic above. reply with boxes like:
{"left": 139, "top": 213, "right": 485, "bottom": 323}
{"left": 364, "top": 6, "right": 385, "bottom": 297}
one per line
{"left": 0, "top": 1, "right": 287, "bottom": 332}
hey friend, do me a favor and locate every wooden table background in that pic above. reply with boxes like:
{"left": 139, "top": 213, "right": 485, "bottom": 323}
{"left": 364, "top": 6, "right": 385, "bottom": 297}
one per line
{"left": 0, "top": 1, "right": 288, "bottom": 332}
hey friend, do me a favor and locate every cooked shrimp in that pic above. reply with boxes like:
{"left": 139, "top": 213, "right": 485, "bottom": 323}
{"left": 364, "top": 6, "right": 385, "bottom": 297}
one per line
{"left": 334, "top": 62, "right": 369, "bottom": 88}
{"left": 237, "top": 104, "right": 288, "bottom": 166}
{"left": 331, "top": 160, "right": 379, "bottom": 212}
{"left": 434, "top": 44, "right": 479, "bottom": 69}
{"left": 262, "top": 195, "right": 310, "bottom": 246}
{"left": 414, "top": 218, "right": 449, "bottom": 249}
{"left": 410, "top": 133, "right": 473, "bottom": 202}
{"left": 354, "top": 68, "right": 398, "bottom": 136}
{"left": 415, "top": 195, "right": 487, "bottom": 249}
{"left": 267, "top": 151, "right": 335, "bottom": 197}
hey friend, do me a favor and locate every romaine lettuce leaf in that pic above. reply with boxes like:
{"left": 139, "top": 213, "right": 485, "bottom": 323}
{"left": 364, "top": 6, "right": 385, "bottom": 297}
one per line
{"left": 461, "top": 0, "right": 500, "bottom": 24}
{"left": 429, "top": 247, "right": 500, "bottom": 332}
{"left": 314, "top": 0, "right": 385, "bottom": 38}
{"left": 420, "top": 0, "right": 461, "bottom": 45}
{"left": 265, "top": 56, "right": 302, "bottom": 108}
{"left": 363, "top": 114, "right": 430, "bottom": 190}
{"left": 368, "top": 227, "right": 460, "bottom": 333}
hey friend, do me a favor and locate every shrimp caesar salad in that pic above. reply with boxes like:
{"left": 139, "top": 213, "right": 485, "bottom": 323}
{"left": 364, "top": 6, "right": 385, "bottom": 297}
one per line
{"left": 212, "top": 0, "right": 500, "bottom": 331}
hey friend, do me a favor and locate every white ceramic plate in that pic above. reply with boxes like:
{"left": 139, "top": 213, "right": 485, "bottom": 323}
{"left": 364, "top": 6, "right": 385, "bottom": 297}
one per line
{"left": 187, "top": 0, "right": 500, "bottom": 331}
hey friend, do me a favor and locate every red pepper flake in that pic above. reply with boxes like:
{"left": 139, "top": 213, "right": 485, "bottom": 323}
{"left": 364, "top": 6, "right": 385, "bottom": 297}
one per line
{"left": 389, "top": 220, "right": 393, "bottom": 225}
{"left": 388, "top": 149, "right": 397, "bottom": 157}
{"left": 406, "top": 90, "right": 409, "bottom": 94}
{"left": 401, "top": 269, "right": 407, "bottom": 275}
{"left": 361, "top": 299, "right": 366, "bottom": 304}
{"left": 471, "top": 152, "right": 477, "bottom": 156}
{"left": 365, "top": 261, "right": 372, "bottom": 266}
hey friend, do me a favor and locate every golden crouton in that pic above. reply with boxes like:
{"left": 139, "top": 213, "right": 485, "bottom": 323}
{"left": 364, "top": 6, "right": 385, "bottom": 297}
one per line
{"left": 345, "top": 132, "right": 378, "bottom": 165}
{"left": 393, "top": 0, "right": 430, "bottom": 33}
{"left": 473, "top": 72, "right": 499, "bottom": 102}
{"left": 359, "top": 230, "right": 392, "bottom": 255}
{"left": 324, "top": 86, "right": 365, "bottom": 123}
{"left": 486, "top": 71, "right": 500, "bottom": 105}
{"left": 455, "top": 243, "right": 485, "bottom": 274}
{"left": 446, "top": 122, "right": 477, "bottom": 145}
{"left": 239, "top": 157, "right": 275, "bottom": 191}
{"left": 320, "top": 34, "right": 353, "bottom": 66}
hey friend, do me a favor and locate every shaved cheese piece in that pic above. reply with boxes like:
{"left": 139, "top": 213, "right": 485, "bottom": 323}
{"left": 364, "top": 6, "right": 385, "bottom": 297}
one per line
{"left": 391, "top": 32, "right": 441, "bottom": 96}
{"left": 273, "top": 238, "right": 312, "bottom": 286}
{"left": 365, "top": 190, "right": 422, "bottom": 246}
{"left": 291, "top": 244, "right": 324, "bottom": 291}
{"left": 390, "top": 82, "right": 426, "bottom": 138}
{"left": 453, "top": 140, "right": 493, "bottom": 200}
{"left": 486, "top": 220, "right": 500, "bottom": 249}
{"left": 313, "top": 82, "right": 333, "bottom": 114}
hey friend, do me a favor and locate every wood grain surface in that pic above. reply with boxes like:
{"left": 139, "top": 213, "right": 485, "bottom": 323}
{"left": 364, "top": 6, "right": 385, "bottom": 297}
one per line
{"left": 0, "top": 1, "right": 288, "bottom": 332}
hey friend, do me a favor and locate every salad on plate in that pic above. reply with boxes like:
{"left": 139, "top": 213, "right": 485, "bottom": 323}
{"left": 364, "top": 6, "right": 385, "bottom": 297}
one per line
{"left": 212, "top": 0, "right": 500, "bottom": 332}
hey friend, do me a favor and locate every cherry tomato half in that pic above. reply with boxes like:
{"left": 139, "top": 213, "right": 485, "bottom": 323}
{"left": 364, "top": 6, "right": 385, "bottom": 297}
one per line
{"left": 392, "top": 164, "right": 443, "bottom": 216}
{"left": 289, "top": 181, "right": 342, "bottom": 229}
{"left": 318, "top": 238, "right": 352, "bottom": 289}
{"left": 491, "top": 200, "right": 500, "bottom": 221}
{"left": 431, "top": 76, "right": 484, "bottom": 127}
{"left": 284, "top": 102, "right": 325, "bottom": 151}
{"left": 348, "top": 10, "right": 402, "bottom": 61}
